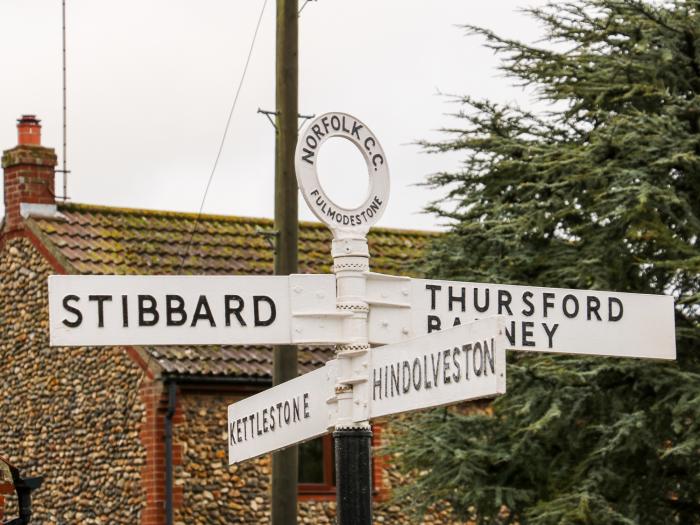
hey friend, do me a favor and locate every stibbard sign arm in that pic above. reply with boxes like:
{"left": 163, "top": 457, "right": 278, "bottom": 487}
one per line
{"left": 48, "top": 274, "right": 349, "bottom": 347}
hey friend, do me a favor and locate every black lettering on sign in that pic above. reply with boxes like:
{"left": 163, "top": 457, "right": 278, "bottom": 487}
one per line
{"left": 302, "top": 148, "right": 315, "bottom": 165}
{"left": 331, "top": 115, "right": 341, "bottom": 130}
{"left": 88, "top": 295, "right": 112, "bottom": 328}
{"left": 505, "top": 322, "right": 515, "bottom": 346}
{"left": 283, "top": 401, "right": 291, "bottom": 424}
{"left": 474, "top": 288, "right": 490, "bottom": 313}
{"left": 373, "top": 368, "right": 382, "bottom": 400}
{"left": 254, "top": 296, "right": 276, "bottom": 327}
{"left": 191, "top": 295, "right": 215, "bottom": 327}
{"left": 427, "top": 315, "right": 441, "bottom": 333}
{"left": 443, "top": 349, "right": 451, "bottom": 384}
{"left": 303, "top": 393, "right": 310, "bottom": 418}
{"left": 498, "top": 290, "right": 513, "bottom": 315}
{"left": 563, "top": 294, "right": 579, "bottom": 318}
{"left": 385, "top": 366, "right": 388, "bottom": 399}
{"left": 390, "top": 363, "right": 399, "bottom": 396}
{"left": 452, "top": 347, "right": 462, "bottom": 382}
{"left": 543, "top": 323, "right": 559, "bottom": 348}
{"left": 462, "top": 344, "right": 472, "bottom": 379}
{"left": 431, "top": 352, "right": 441, "bottom": 388}
{"left": 293, "top": 397, "right": 300, "bottom": 422}
{"left": 609, "top": 297, "right": 623, "bottom": 321}
{"left": 138, "top": 295, "right": 159, "bottom": 327}
{"left": 522, "top": 321, "right": 535, "bottom": 347}
{"left": 224, "top": 295, "right": 246, "bottom": 327}
{"left": 122, "top": 295, "right": 129, "bottom": 327}
{"left": 521, "top": 291, "right": 535, "bottom": 316}
{"left": 311, "top": 124, "right": 324, "bottom": 141}
{"left": 62, "top": 294, "right": 83, "bottom": 328}
{"left": 587, "top": 296, "right": 602, "bottom": 321}
{"left": 484, "top": 338, "right": 495, "bottom": 375}
{"left": 426, "top": 284, "right": 441, "bottom": 310}
{"left": 402, "top": 361, "right": 411, "bottom": 393}
{"left": 412, "top": 358, "right": 422, "bottom": 391}
{"left": 448, "top": 286, "right": 465, "bottom": 312}
{"left": 422, "top": 355, "right": 432, "bottom": 389}
{"left": 305, "top": 135, "right": 317, "bottom": 150}
{"left": 473, "top": 342, "right": 483, "bottom": 376}
{"left": 229, "top": 422, "right": 236, "bottom": 445}
{"left": 166, "top": 295, "right": 187, "bottom": 326}
{"left": 543, "top": 292, "right": 555, "bottom": 318}
{"left": 276, "top": 402, "right": 283, "bottom": 428}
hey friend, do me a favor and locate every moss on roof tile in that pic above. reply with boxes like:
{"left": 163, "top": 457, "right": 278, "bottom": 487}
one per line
{"left": 27, "top": 202, "right": 435, "bottom": 278}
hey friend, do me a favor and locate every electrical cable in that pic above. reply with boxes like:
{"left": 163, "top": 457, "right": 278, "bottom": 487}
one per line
{"left": 179, "top": 0, "right": 268, "bottom": 271}
{"left": 298, "top": 0, "right": 316, "bottom": 15}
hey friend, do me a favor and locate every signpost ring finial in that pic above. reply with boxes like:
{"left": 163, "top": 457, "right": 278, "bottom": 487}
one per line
{"left": 295, "top": 112, "right": 390, "bottom": 234}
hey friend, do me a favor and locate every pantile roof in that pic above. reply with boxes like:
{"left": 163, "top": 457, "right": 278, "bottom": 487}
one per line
{"left": 29, "top": 203, "right": 437, "bottom": 380}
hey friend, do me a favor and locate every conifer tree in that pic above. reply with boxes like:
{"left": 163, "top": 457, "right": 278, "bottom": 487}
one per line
{"left": 391, "top": 1, "right": 700, "bottom": 523}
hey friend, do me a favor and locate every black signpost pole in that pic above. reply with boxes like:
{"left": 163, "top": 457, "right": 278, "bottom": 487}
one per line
{"left": 334, "top": 428, "right": 373, "bottom": 525}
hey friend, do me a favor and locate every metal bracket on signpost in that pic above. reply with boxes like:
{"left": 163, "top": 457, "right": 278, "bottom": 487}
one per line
{"left": 258, "top": 108, "right": 316, "bottom": 131}
{"left": 295, "top": 112, "right": 390, "bottom": 525}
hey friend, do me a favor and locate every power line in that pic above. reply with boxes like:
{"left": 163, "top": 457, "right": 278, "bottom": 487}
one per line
{"left": 179, "top": 0, "right": 268, "bottom": 271}
{"left": 298, "top": 0, "right": 317, "bottom": 15}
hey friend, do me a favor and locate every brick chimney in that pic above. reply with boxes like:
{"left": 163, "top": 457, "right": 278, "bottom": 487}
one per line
{"left": 2, "top": 115, "right": 58, "bottom": 233}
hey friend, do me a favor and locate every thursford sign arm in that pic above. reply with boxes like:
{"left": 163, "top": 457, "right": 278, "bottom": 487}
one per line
{"left": 365, "top": 273, "right": 676, "bottom": 360}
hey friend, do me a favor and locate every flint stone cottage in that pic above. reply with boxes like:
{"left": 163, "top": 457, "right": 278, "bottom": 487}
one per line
{"left": 0, "top": 116, "right": 460, "bottom": 524}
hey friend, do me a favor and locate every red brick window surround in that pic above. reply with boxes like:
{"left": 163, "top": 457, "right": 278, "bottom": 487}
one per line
{"left": 298, "top": 425, "right": 386, "bottom": 501}
{"left": 299, "top": 434, "right": 336, "bottom": 499}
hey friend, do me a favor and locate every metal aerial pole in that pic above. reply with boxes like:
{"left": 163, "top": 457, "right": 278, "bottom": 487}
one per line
{"left": 272, "top": 0, "right": 299, "bottom": 524}
{"left": 61, "top": 0, "right": 69, "bottom": 200}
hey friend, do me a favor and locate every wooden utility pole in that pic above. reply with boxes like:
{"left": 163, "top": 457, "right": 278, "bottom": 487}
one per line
{"left": 272, "top": 1, "right": 299, "bottom": 524}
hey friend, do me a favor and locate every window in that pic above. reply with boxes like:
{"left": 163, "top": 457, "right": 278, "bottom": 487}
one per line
{"left": 297, "top": 425, "right": 385, "bottom": 500}
{"left": 298, "top": 435, "right": 335, "bottom": 497}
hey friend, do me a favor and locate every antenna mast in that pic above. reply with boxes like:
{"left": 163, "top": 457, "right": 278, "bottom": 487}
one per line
{"left": 60, "top": 0, "right": 69, "bottom": 200}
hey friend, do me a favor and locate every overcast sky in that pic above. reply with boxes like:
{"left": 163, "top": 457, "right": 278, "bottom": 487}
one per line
{"left": 0, "top": 0, "right": 550, "bottom": 231}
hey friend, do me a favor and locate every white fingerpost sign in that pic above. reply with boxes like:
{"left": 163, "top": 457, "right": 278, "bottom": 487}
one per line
{"left": 369, "top": 316, "right": 506, "bottom": 420}
{"left": 295, "top": 112, "right": 390, "bottom": 234}
{"left": 228, "top": 361, "right": 337, "bottom": 464}
{"left": 45, "top": 109, "right": 677, "bottom": 498}
{"left": 365, "top": 274, "right": 676, "bottom": 360}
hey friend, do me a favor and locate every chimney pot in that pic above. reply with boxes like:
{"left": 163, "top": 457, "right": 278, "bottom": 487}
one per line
{"left": 17, "top": 114, "right": 41, "bottom": 146}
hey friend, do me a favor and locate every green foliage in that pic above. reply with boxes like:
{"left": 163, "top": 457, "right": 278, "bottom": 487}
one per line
{"left": 390, "top": 1, "right": 700, "bottom": 523}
